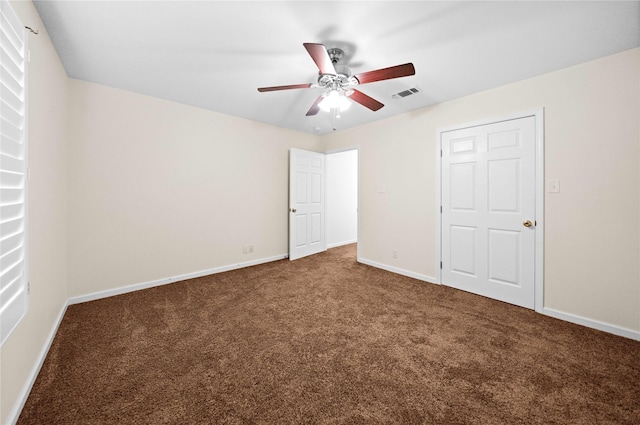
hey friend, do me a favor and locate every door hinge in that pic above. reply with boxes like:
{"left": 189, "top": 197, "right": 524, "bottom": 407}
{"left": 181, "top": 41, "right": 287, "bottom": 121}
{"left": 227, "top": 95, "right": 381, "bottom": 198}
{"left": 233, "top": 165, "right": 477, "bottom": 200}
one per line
{"left": 440, "top": 149, "right": 443, "bottom": 157}
{"left": 440, "top": 206, "right": 442, "bottom": 213}
{"left": 440, "top": 261, "right": 442, "bottom": 269}
{"left": 27, "top": 281, "right": 30, "bottom": 294}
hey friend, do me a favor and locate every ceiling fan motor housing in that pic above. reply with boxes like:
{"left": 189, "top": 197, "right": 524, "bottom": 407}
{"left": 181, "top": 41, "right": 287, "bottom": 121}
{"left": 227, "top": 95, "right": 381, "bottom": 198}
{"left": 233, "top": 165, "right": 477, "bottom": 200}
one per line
{"left": 317, "top": 48, "right": 357, "bottom": 92}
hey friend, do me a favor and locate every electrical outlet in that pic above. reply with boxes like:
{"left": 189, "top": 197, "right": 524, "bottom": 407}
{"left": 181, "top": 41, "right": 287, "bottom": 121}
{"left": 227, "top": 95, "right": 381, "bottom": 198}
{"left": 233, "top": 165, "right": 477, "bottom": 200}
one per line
{"left": 392, "top": 249, "right": 398, "bottom": 259}
{"left": 242, "top": 246, "right": 248, "bottom": 254}
{"left": 248, "top": 245, "right": 254, "bottom": 254}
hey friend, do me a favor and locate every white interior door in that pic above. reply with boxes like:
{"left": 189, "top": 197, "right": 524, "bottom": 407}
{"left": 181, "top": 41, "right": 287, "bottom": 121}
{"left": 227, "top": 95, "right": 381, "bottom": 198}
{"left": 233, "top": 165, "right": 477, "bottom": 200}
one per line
{"left": 289, "top": 148, "right": 326, "bottom": 260}
{"left": 441, "top": 116, "right": 536, "bottom": 309}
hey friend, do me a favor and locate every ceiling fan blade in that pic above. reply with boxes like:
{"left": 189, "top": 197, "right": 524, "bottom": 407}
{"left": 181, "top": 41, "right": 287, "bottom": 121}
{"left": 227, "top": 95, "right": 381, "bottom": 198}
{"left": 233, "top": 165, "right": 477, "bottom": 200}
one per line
{"left": 354, "top": 63, "right": 415, "bottom": 85}
{"left": 348, "top": 89, "right": 384, "bottom": 111}
{"left": 303, "top": 43, "right": 336, "bottom": 75}
{"left": 305, "top": 96, "right": 324, "bottom": 116}
{"left": 257, "top": 83, "right": 312, "bottom": 92}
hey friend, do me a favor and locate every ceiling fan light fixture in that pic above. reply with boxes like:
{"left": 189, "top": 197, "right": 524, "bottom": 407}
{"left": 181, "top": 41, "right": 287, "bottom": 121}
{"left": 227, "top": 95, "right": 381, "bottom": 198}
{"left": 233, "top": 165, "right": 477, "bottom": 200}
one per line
{"left": 319, "top": 90, "right": 351, "bottom": 113}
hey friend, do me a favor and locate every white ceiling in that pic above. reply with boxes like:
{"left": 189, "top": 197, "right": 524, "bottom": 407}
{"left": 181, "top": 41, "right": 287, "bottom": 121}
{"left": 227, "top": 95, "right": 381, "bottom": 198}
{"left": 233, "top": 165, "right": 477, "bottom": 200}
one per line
{"left": 33, "top": 1, "right": 640, "bottom": 136}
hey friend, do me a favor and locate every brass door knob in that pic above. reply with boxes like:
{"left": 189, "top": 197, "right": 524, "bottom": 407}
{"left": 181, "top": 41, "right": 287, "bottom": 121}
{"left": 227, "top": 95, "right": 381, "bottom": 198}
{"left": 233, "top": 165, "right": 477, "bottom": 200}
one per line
{"left": 523, "top": 220, "right": 533, "bottom": 228}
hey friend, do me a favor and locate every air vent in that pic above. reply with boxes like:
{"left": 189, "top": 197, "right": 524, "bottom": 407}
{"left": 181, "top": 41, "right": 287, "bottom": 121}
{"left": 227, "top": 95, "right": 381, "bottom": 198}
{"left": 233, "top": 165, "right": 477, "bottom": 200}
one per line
{"left": 392, "top": 86, "right": 422, "bottom": 99}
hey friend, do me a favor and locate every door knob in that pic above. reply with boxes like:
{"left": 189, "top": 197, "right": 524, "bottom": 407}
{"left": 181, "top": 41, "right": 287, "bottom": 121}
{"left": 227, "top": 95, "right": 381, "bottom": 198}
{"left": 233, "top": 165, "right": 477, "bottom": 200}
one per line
{"left": 523, "top": 220, "right": 533, "bottom": 228}
{"left": 290, "top": 208, "right": 297, "bottom": 213}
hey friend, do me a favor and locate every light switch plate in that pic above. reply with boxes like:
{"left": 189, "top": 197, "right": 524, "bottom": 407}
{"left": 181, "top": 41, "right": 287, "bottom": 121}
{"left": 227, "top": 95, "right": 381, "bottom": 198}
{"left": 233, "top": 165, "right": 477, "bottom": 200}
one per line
{"left": 548, "top": 179, "right": 560, "bottom": 193}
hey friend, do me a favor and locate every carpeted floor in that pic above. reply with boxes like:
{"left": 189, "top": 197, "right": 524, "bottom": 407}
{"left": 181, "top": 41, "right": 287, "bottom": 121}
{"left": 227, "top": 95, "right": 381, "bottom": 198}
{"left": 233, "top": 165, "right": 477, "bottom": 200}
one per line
{"left": 17, "top": 244, "right": 640, "bottom": 424}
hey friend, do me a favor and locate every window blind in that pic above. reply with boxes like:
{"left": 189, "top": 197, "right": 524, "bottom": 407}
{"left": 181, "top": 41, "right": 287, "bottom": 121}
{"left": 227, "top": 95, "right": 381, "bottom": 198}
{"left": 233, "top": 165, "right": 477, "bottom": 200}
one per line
{"left": 0, "top": 0, "right": 28, "bottom": 347}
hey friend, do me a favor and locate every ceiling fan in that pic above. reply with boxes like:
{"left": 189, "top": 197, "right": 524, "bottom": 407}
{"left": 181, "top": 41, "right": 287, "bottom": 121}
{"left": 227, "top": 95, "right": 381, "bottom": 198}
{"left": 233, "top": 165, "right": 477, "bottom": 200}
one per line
{"left": 257, "top": 43, "right": 415, "bottom": 116}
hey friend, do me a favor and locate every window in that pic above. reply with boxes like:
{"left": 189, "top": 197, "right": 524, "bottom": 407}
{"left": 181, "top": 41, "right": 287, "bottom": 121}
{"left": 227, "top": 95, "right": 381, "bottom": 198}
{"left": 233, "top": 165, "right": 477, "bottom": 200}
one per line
{"left": 1, "top": 0, "right": 28, "bottom": 347}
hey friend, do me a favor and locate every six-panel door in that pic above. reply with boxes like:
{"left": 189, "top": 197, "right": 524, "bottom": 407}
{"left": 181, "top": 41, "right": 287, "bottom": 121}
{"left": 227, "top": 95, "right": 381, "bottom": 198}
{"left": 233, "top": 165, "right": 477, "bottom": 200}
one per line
{"left": 441, "top": 117, "right": 536, "bottom": 309}
{"left": 289, "top": 148, "right": 326, "bottom": 260}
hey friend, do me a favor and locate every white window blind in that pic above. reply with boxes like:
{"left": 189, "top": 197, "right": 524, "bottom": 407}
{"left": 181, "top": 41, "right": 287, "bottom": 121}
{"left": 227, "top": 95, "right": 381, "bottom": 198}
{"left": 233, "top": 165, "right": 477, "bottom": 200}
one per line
{"left": 0, "top": 0, "right": 28, "bottom": 347}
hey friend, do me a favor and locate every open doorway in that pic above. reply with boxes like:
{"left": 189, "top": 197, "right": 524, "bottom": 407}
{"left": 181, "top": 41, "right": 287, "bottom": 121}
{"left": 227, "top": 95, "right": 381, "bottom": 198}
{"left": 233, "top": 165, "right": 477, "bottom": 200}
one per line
{"left": 326, "top": 149, "right": 358, "bottom": 249}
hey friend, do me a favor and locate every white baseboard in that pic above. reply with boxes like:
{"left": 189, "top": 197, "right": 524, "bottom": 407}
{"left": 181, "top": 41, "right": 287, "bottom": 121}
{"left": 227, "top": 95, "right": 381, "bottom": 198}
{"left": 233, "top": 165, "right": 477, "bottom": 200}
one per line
{"left": 327, "top": 240, "right": 357, "bottom": 249}
{"left": 357, "top": 256, "right": 437, "bottom": 284}
{"left": 6, "top": 301, "right": 69, "bottom": 425}
{"left": 541, "top": 307, "right": 640, "bottom": 341}
{"left": 68, "top": 254, "right": 288, "bottom": 305}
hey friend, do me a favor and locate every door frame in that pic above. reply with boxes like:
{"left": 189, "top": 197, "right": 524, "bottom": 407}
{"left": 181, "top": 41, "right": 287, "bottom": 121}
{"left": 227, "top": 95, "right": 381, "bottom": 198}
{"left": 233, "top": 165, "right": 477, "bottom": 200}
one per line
{"left": 325, "top": 146, "right": 360, "bottom": 261}
{"left": 435, "top": 109, "right": 545, "bottom": 312}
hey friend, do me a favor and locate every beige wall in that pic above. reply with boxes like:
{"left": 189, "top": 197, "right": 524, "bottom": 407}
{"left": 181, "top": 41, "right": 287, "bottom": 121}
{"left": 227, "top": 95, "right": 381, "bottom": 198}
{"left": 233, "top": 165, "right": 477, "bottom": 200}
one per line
{"left": 1, "top": 1, "right": 69, "bottom": 423}
{"left": 323, "top": 48, "right": 640, "bottom": 333}
{"left": 67, "top": 79, "right": 321, "bottom": 297}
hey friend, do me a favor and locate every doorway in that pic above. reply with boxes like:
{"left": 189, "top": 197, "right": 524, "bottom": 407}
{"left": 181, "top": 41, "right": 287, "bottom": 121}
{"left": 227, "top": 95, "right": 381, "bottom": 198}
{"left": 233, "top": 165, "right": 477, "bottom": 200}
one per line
{"left": 288, "top": 148, "right": 358, "bottom": 260}
{"left": 326, "top": 149, "right": 358, "bottom": 249}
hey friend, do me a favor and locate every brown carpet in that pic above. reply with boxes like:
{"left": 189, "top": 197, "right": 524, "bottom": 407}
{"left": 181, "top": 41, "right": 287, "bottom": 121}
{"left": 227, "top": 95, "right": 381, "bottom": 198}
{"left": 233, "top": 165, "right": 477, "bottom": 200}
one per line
{"left": 18, "top": 244, "right": 640, "bottom": 424}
